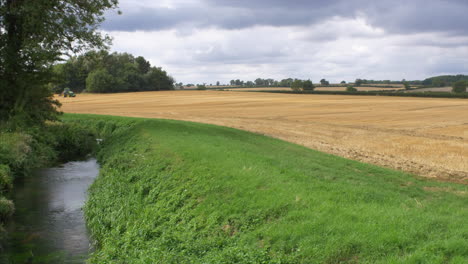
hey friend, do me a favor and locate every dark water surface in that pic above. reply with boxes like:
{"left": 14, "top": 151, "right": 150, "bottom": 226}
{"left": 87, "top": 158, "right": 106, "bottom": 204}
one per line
{"left": 1, "top": 159, "right": 99, "bottom": 263}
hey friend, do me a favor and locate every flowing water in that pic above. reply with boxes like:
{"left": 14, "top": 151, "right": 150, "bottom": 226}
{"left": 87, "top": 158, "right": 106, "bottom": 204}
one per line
{"left": 1, "top": 159, "right": 99, "bottom": 263}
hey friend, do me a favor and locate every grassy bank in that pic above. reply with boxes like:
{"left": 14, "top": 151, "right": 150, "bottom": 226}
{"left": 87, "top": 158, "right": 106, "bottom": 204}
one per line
{"left": 63, "top": 114, "right": 468, "bottom": 263}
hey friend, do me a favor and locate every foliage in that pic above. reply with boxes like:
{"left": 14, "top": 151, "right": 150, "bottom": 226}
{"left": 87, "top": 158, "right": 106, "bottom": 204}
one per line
{"left": 0, "top": 0, "right": 118, "bottom": 126}
{"left": 61, "top": 114, "right": 468, "bottom": 263}
{"left": 452, "top": 80, "right": 467, "bottom": 93}
{"left": 403, "top": 81, "right": 410, "bottom": 90}
{"left": 86, "top": 68, "right": 115, "bottom": 93}
{"left": 52, "top": 51, "right": 174, "bottom": 93}
{"left": 197, "top": 84, "right": 207, "bottom": 90}
{"left": 251, "top": 90, "right": 468, "bottom": 98}
{"left": 290, "top": 79, "right": 303, "bottom": 91}
{"left": 302, "top": 80, "right": 315, "bottom": 91}
{"left": 320, "top": 78, "right": 330, "bottom": 86}
{"left": 355, "top": 79, "right": 363, "bottom": 86}
{"left": 346, "top": 86, "right": 357, "bottom": 92}
{"left": 423, "top": 75, "right": 468, "bottom": 87}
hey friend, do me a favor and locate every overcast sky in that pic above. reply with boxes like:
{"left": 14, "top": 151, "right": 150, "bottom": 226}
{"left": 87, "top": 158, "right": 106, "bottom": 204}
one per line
{"left": 102, "top": 0, "right": 468, "bottom": 84}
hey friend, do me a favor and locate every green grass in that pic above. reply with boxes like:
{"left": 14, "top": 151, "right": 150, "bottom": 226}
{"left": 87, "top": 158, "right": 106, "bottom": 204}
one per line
{"left": 63, "top": 114, "right": 468, "bottom": 264}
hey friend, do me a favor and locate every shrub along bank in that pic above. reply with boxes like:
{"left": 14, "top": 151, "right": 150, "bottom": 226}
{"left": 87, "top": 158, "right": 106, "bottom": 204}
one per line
{"left": 63, "top": 114, "right": 468, "bottom": 263}
{"left": 0, "top": 122, "right": 97, "bottom": 242}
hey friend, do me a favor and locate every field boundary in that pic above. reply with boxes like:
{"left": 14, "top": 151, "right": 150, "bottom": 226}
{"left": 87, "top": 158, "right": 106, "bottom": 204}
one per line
{"left": 245, "top": 89, "right": 468, "bottom": 98}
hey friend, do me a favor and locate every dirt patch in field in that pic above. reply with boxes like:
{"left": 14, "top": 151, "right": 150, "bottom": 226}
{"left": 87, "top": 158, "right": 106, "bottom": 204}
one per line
{"left": 58, "top": 91, "right": 468, "bottom": 183}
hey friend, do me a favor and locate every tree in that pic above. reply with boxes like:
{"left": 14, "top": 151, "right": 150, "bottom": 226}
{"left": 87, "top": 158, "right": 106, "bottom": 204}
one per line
{"left": 216, "top": 81, "right": 220, "bottom": 86}
{"left": 291, "top": 79, "right": 303, "bottom": 91}
{"left": 0, "top": 0, "right": 119, "bottom": 126}
{"left": 403, "top": 81, "right": 410, "bottom": 90}
{"left": 452, "top": 81, "right": 467, "bottom": 93}
{"left": 303, "top": 80, "right": 315, "bottom": 91}
{"left": 320, "top": 79, "right": 330, "bottom": 86}
{"left": 355, "top": 79, "right": 363, "bottom": 86}
{"left": 86, "top": 68, "right": 115, "bottom": 93}
{"left": 346, "top": 86, "right": 357, "bottom": 92}
{"left": 135, "top": 56, "right": 151, "bottom": 74}
{"left": 341, "top": 81, "right": 346, "bottom": 84}
{"left": 144, "top": 67, "right": 174, "bottom": 91}
{"left": 197, "top": 84, "right": 207, "bottom": 90}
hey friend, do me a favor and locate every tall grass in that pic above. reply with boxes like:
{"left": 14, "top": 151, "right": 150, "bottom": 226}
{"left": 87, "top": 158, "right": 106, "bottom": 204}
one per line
{"left": 63, "top": 114, "right": 468, "bottom": 263}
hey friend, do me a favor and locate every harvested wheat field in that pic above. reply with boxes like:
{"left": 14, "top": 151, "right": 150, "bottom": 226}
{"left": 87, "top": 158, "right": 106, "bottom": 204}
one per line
{"left": 59, "top": 91, "right": 468, "bottom": 183}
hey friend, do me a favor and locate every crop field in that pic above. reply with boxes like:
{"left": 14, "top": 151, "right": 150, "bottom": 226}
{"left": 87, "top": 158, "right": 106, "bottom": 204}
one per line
{"left": 58, "top": 91, "right": 468, "bottom": 183}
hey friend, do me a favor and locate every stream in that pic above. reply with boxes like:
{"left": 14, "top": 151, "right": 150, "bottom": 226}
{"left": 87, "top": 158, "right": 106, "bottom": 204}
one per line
{"left": 1, "top": 158, "right": 99, "bottom": 263}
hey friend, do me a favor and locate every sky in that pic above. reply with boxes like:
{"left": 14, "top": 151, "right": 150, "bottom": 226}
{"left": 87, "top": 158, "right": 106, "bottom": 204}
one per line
{"left": 101, "top": 0, "right": 468, "bottom": 84}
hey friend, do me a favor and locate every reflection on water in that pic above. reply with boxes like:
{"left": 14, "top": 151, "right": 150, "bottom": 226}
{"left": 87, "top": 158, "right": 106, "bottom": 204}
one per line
{"left": 1, "top": 159, "right": 99, "bottom": 263}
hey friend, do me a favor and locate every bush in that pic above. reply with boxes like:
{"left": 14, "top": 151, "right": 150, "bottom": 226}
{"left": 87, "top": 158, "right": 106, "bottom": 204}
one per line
{"left": 303, "top": 80, "right": 315, "bottom": 91}
{"left": 452, "top": 81, "right": 467, "bottom": 93}
{"left": 197, "top": 84, "right": 207, "bottom": 90}
{"left": 0, "top": 165, "right": 13, "bottom": 192}
{"left": 291, "top": 79, "right": 303, "bottom": 91}
{"left": 346, "top": 86, "right": 357, "bottom": 92}
{"left": 0, "top": 198, "right": 14, "bottom": 221}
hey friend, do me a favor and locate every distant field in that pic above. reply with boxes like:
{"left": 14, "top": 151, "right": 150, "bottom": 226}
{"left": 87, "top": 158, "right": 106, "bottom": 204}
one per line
{"left": 228, "top": 86, "right": 404, "bottom": 92}
{"left": 408, "top": 87, "right": 453, "bottom": 93}
{"left": 59, "top": 91, "right": 468, "bottom": 182}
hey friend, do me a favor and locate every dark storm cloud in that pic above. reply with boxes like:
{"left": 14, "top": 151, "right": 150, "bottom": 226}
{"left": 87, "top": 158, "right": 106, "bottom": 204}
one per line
{"left": 103, "top": 0, "right": 468, "bottom": 36}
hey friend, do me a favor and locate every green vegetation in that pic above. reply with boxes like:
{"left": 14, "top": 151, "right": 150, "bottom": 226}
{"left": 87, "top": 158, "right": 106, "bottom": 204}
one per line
{"left": 422, "top": 75, "right": 468, "bottom": 87}
{"left": 197, "top": 84, "right": 207, "bottom": 90}
{"left": 252, "top": 90, "right": 468, "bottom": 98}
{"left": 0, "top": 0, "right": 118, "bottom": 127}
{"left": 346, "top": 86, "right": 357, "bottom": 92}
{"left": 291, "top": 79, "right": 303, "bottom": 91}
{"left": 303, "top": 80, "right": 315, "bottom": 91}
{"left": 51, "top": 51, "right": 174, "bottom": 94}
{"left": 452, "top": 80, "right": 467, "bottom": 93}
{"left": 60, "top": 114, "right": 468, "bottom": 263}
{"left": 320, "top": 78, "right": 330, "bottom": 86}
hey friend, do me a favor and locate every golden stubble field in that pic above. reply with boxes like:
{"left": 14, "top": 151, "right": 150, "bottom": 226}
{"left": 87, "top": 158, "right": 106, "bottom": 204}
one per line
{"left": 59, "top": 91, "right": 468, "bottom": 183}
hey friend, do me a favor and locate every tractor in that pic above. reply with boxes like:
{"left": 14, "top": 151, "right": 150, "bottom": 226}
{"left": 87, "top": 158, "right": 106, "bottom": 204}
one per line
{"left": 62, "top": 88, "right": 76, "bottom": 98}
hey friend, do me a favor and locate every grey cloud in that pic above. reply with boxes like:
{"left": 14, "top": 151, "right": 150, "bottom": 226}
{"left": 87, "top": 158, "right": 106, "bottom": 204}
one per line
{"left": 103, "top": 0, "right": 468, "bottom": 37}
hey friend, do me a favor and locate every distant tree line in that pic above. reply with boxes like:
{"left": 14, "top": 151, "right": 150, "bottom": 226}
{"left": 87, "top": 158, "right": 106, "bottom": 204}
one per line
{"left": 422, "top": 75, "right": 468, "bottom": 87}
{"left": 50, "top": 51, "right": 175, "bottom": 93}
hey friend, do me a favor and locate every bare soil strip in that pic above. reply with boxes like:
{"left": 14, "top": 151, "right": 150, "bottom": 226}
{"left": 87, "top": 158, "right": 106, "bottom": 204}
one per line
{"left": 58, "top": 91, "right": 468, "bottom": 183}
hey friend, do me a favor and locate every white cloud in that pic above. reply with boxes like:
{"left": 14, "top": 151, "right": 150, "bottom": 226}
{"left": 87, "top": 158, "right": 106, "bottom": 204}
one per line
{"left": 105, "top": 13, "right": 468, "bottom": 84}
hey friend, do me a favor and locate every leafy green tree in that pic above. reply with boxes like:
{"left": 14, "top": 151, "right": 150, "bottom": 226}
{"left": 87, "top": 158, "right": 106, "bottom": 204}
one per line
{"left": 341, "top": 81, "right": 346, "bottom": 84}
{"left": 346, "top": 86, "right": 357, "bottom": 92}
{"left": 303, "top": 80, "right": 315, "bottom": 91}
{"left": 0, "top": 0, "right": 118, "bottom": 126}
{"left": 135, "top": 56, "right": 151, "bottom": 74}
{"left": 86, "top": 69, "right": 115, "bottom": 93}
{"left": 403, "top": 81, "right": 410, "bottom": 90}
{"left": 355, "top": 79, "right": 363, "bottom": 86}
{"left": 291, "top": 79, "right": 303, "bottom": 91}
{"left": 452, "top": 81, "right": 467, "bottom": 93}
{"left": 320, "top": 79, "right": 330, "bottom": 86}
{"left": 144, "top": 67, "right": 174, "bottom": 91}
{"left": 197, "top": 84, "right": 207, "bottom": 90}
